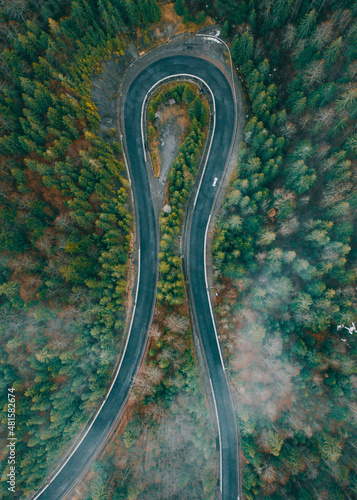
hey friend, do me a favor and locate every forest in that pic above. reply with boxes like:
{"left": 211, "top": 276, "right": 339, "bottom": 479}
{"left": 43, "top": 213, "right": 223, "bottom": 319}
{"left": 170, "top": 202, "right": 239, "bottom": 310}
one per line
{"left": 207, "top": 0, "right": 357, "bottom": 498}
{"left": 0, "top": 0, "right": 356, "bottom": 499}
{"left": 0, "top": 0, "right": 160, "bottom": 497}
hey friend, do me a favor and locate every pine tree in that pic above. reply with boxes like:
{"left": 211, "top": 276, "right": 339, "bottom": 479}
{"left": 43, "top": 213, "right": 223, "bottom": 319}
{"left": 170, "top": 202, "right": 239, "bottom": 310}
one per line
{"left": 297, "top": 9, "right": 317, "bottom": 39}
{"left": 182, "top": 84, "right": 196, "bottom": 104}
{"left": 232, "top": 32, "right": 254, "bottom": 66}
{"left": 174, "top": 0, "right": 185, "bottom": 16}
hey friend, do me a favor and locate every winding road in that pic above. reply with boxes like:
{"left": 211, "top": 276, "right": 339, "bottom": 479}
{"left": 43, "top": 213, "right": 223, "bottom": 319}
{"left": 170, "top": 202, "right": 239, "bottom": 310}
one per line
{"left": 32, "top": 47, "right": 240, "bottom": 500}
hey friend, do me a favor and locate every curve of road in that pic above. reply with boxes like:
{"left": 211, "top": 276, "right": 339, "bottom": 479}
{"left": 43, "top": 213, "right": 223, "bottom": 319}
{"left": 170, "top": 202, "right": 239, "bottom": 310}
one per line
{"left": 33, "top": 54, "right": 240, "bottom": 500}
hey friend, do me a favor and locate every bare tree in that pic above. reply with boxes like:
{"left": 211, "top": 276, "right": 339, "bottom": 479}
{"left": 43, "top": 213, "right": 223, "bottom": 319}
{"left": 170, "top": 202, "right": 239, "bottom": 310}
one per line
{"left": 165, "top": 314, "right": 189, "bottom": 334}
{"left": 134, "top": 365, "right": 163, "bottom": 398}
{"left": 279, "top": 217, "right": 300, "bottom": 236}
{"left": 261, "top": 464, "right": 278, "bottom": 484}
{"left": 292, "top": 38, "right": 307, "bottom": 60}
{"left": 150, "top": 324, "right": 162, "bottom": 341}
{"left": 316, "top": 142, "right": 331, "bottom": 159}
{"left": 314, "top": 107, "right": 335, "bottom": 130}
{"left": 304, "top": 59, "right": 325, "bottom": 87}
{"left": 332, "top": 8, "right": 352, "bottom": 33}
{"left": 347, "top": 61, "right": 357, "bottom": 81}
{"left": 282, "top": 24, "right": 296, "bottom": 49}
{"left": 312, "top": 20, "right": 334, "bottom": 49}
{"left": 298, "top": 112, "right": 313, "bottom": 130}
{"left": 54, "top": 213, "right": 74, "bottom": 231}
{"left": 35, "top": 234, "right": 54, "bottom": 255}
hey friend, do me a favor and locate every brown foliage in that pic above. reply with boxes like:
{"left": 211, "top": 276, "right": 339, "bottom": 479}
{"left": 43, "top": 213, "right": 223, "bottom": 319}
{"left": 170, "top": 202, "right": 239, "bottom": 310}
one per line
{"left": 66, "top": 138, "right": 91, "bottom": 164}
{"left": 19, "top": 274, "right": 42, "bottom": 301}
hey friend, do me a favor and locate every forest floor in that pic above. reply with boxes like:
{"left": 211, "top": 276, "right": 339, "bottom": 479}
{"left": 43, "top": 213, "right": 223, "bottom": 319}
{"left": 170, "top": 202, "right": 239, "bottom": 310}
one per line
{"left": 147, "top": 103, "right": 189, "bottom": 214}
{"left": 154, "top": 105, "right": 188, "bottom": 180}
{"left": 159, "top": 113, "right": 184, "bottom": 180}
{"left": 153, "top": 2, "right": 216, "bottom": 41}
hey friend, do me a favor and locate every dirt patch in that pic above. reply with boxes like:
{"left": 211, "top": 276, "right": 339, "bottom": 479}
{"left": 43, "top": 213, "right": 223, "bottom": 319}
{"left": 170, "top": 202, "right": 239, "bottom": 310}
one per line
{"left": 159, "top": 115, "right": 182, "bottom": 181}
{"left": 153, "top": 3, "right": 215, "bottom": 40}
{"left": 161, "top": 3, "right": 181, "bottom": 25}
{"left": 150, "top": 104, "right": 189, "bottom": 180}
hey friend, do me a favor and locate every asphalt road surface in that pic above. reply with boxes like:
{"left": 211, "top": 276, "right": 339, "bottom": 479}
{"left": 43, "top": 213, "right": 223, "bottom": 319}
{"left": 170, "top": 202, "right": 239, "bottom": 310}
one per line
{"left": 33, "top": 55, "right": 239, "bottom": 500}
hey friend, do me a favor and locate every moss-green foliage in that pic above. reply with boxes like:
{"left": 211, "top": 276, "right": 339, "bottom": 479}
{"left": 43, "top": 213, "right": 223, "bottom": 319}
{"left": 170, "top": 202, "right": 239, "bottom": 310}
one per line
{"left": 148, "top": 83, "right": 208, "bottom": 306}
{"left": 0, "top": 0, "right": 161, "bottom": 496}
{"left": 203, "top": 2, "right": 357, "bottom": 498}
